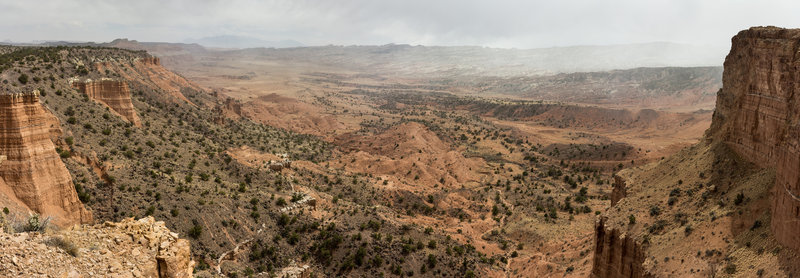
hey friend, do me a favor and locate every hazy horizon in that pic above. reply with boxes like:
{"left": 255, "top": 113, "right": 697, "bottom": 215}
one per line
{"left": 0, "top": 0, "right": 798, "bottom": 50}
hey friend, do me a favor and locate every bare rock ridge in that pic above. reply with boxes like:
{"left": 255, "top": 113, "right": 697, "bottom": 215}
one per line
{"left": 71, "top": 79, "right": 142, "bottom": 127}
{"left": 0, "top": 217, "right": 194, "bottom": 278}
{"left": 0, "top": 91, "right": 91, "bottom": 226}
{"left": 709, "top": 26, "right": 800, "bottom": 252}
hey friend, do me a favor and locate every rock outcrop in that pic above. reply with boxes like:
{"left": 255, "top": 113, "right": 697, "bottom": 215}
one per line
{"left": 710, "top": 26, "right": 800, "bottom": 252}
{"left": 71, "top": 79, "right": 142, "bottom": 127}
{"left": 610, "top": 173, "right": 628, "bottom": 207}
{"left": 0, "top": 216, "right": 194, "bottom": 277}
{"left": 591, "top": 217, "right": 647, "bottom": 278}
{"left": 0, "top": 91, "right": 91, "bottom": 226}
{"left": 212, "top": 97, "right": 243, "bottom": 124}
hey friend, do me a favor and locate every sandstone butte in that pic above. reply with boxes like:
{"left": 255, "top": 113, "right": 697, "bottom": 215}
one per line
{"left": 71, "top": 79, "right": 143, "bottom": 127}
{"left": 0, "top": 91, "right": 92, "bottom": 227}
{"left": 592, "top": 26, "right": 800, "bottom": 277}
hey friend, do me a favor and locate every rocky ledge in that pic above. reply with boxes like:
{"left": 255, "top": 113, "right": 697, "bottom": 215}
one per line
{"left": 0, "top": 216, "right": 194, "bottom": 278}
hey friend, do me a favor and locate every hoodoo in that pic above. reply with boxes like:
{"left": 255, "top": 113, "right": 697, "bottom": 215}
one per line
{"left": 0, "top": 91, "right": 91, "bottom": 226}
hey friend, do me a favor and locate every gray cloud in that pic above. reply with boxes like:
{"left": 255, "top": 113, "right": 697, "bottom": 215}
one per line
{"left": 0, "top": 0, "right": 798, "bottom": 48}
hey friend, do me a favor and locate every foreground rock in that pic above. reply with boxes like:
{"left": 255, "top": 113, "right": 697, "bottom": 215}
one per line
{"left": 0, "top": 216, "right": 194, "bottom": 277}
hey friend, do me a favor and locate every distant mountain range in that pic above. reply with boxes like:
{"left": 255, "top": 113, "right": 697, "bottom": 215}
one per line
{"left": 183, "top": 35, "right": 304, "bottom": 49}
{"left": 7, "top": 38, "right": 727, "bottom": 76}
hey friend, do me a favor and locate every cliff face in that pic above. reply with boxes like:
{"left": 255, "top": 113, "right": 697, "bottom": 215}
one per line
{"left": 0, "top": 92, "right": 91, "bottom": 226}
{"left": 71, "top": 80, "right": 142, "bottom": 127}
{"left": 592, "top": 218, "right": 647, "bottom": 278}
{"left": 592, "top": 26, "right": 800, "bottom": 277}
{"left": 711, "top": 27, "right": 800, "bottom": 252}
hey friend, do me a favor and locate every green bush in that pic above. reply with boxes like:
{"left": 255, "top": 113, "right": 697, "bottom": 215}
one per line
{"left": 188, "top": 221, "right": 203, "bottom": 239}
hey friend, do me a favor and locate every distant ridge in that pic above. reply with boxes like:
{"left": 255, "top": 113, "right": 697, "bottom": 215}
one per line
{"left": 183, "top": 35, "right": 304, "bottom": 49}
{"left": 4, "top": 38, "right": 724, "bottom": 76}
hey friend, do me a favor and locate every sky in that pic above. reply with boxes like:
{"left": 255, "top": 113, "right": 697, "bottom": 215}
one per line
{"left": 0, "top": 0, "right": 798, "bottom": 49}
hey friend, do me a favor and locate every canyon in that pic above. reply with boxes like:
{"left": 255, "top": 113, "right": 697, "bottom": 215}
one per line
{"left": 1, "top": 26, "right": 798, "bottom": 277}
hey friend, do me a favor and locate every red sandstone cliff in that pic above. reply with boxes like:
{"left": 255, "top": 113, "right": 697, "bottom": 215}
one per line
{"left": 710, "top": 26, "right": 800, "bottom": 253}
{"left": 592, "top": 217, "right": 647, "bottom": 278}
{"left": 71, "top": 79, "right": 142, "bottom": 127}
{"left": 0, "top": 91, "right": 92, "bottom": 226}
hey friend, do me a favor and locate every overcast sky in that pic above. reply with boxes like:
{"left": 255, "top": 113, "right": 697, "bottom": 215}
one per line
{"left": 0, "top": 0, "right": 798, "bottom": 49}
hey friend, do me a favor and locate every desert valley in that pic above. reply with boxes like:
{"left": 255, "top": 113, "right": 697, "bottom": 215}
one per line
{"left": 0, "top": 3, "right": 799, "bottom": 277}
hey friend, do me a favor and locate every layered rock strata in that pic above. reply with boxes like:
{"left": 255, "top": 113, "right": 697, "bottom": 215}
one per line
{"left": 592, "top": 218, "right": 647, "bottom": 278}
{"left": 71, "top": 79, "right": 142, "bottom": 127}
{"left": 0, "top": 91, "right": 91, "bottom": 226}
{"left": 710, "top": 26, "right": 800, "bottom": 252}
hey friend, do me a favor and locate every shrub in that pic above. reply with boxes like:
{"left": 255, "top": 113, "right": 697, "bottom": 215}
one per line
{"left": 45, "top": 236, "right": 79, "bottom": 257}
{"left": 734, "top": 192, "right": 745, "bottom": 205}
{"left": 725, "top": 263, "right": 737, "bottom": 274}
{"left": 750, "top": 220, "right": 762, "bottom": 231}
{"left": 647, "top": 220, "right": 668, "bottom": 234}
{"left": 188, "top": 221, "right": 203, "bottom": 239}
{"left": 427, "top": 254, "right": 437, "bottom": 268}
{"left": 684, "top": 225, "right": 693, "bottom": 236}
{"left": 18, "top": 74, "right": 28, "bottom": 84}
{"left": 649, "top": 206, "right": 661, "bottom": 216}
{"left": 19, "top": 213, "right": 50, "bottom": 232}
{"left": 428, "top": 240, "right": 437, "bottom": 249}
